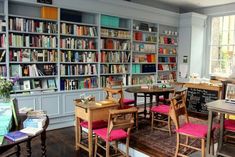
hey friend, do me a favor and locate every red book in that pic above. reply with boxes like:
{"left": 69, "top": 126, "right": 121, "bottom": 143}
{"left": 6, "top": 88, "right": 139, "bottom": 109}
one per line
{"left": 146, "top": 54, "right": 151, "bottom": 63}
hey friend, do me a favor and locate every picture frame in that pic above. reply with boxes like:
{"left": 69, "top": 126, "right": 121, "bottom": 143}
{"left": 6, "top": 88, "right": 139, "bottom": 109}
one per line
{"left": 225, "top": 83, "right": 235, "bottom": 103}
{"left": 47, "top": 79, "right": 56, "bottom": 89}
{"left": 23, "top": 80, "right": 31, "bottom": 90}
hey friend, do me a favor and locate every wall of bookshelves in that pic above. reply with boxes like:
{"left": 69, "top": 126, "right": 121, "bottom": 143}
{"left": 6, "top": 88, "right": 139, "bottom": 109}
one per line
{"left": 0, "top": 0, "right": 6, "bottom": 78}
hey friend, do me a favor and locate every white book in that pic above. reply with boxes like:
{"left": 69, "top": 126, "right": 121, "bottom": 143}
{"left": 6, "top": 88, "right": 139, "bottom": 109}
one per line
{"left": 20, "top": 127, "right": 43, "bottom": 136}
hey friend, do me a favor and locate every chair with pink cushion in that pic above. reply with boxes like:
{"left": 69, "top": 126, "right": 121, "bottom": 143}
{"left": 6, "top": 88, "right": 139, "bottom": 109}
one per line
{"left": 223, "top": 118, "right": 235, "bottom": 143}
{"left": 169, "top": 92, "right": 214, "bottom": 157}
{"left": 94, "top": 107, "right": 137, "bottom": 157}
{"left": 151, "top": 87, "right": 187, "bottom": 136}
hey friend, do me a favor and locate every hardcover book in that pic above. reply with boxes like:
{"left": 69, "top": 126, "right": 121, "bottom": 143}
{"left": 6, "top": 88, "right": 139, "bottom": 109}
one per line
{"left": 4, "top": 131, "right": 28, "bottom": 142}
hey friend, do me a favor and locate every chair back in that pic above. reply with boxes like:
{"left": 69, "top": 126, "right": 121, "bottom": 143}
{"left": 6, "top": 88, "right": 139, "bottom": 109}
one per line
{"left": 107, "top": 107, "right": 137, "bottom": 136}
{"left": 103, "top": 80, "right": 125, "bottom": 107}
{"left": 169, "top": 92, "right": 189, "bottom": 130}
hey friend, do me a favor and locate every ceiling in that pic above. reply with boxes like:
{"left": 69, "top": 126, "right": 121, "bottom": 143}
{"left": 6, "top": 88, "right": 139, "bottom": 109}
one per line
{"left": 152, "top": 0, "right": 235, "bottom": 10}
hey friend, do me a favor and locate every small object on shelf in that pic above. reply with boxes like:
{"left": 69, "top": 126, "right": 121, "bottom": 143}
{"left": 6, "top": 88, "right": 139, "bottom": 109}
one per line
{"left": 4, "top": 131, "right": 28, "bottom": 142}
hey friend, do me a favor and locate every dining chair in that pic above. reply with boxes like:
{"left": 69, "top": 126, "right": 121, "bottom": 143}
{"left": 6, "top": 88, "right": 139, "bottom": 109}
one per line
{"left": 151, "top": 86, "right": 187, "bottom": 136}
{"left": 169, "top": 92, "right": 214, "bottom": 157}
{"left": 75, "top": 98, "right": 108, "bottom": 152}
{"left": 103, "top": 80, "right": 138, "bottom": 129}
{"left": 93, "top": 107, "right": 137, "bottom": 157}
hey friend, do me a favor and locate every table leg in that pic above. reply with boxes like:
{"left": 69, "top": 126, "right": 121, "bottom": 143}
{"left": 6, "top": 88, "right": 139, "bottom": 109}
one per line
{"left": 88, "top": 111, "right": 93, "bottom": 157}
{"left": 41, "top": 130, "right": 47, "bottom": 157}
{"left": 75, "top": 117, "right": 81, "bottom": 150}
{"left": 218, "top": 113, "right": 225, "bottom": 151}
{"left": 144, "top": 93, "right": 147, "bottom": 118}
{"left": 134, "top": 93, "right": 137, "bottom": 107}
{"left": 206, "top": 110, "right": 213, "bottom": 157}
{"left": 16, "top": 144, "right": 20, "bottom": 157}
{"left": 26, "top": 139, "right": 32, "bottom": 157}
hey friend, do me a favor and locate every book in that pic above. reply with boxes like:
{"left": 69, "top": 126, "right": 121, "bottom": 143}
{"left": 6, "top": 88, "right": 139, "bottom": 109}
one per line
{"left": 4, "top": 131, "right": 28, "bottom": 142}
{"left": 23, "top": 80, "right": 31, "bottom": 90}
{"left": 11, "top": 99, "right": 20, "bottom": 127}
{"left": 47, "top": 79, "right": 56, "bottom": 88}
{"left": 20, "top": 127, "right": 43, "bottom": 136}
{"left": 23, "top": 118, "right": 46, "bottom": 128}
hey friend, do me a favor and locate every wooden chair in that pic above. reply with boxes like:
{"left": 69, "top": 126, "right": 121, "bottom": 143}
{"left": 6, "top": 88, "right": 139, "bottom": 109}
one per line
{"left": 93, "top": 107, "right": 137, "bottom": 157}
{"left": 75, "top": 98, "right": 108, "bottom": 152}
{"left": 169, "top": 93, "right": 214, "bottom": 157}
{"left": 151, "top": 87, "right": 187, "bottom": 136}
{"left": 103, "top": 80, "right": 138, "bottom": 129}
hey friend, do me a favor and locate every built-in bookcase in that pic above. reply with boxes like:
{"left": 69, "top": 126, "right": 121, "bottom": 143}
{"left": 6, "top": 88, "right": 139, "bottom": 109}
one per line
{"left": 8, "top": 2, "right": 58, "bottom": 94}
{"left": 158, "top": 24, "right": 178, "bottom": 82}
{"left": 0, "top": 0, "right": 6, "bottom": 78}
{"left": 131, "top": 20, "right": 158, "bottom": 85}
{"left": 59, "top": 9, "right": 99, "bottom": 91}
{"left": 100, "top": 15, "right": 131, "bottom": 87}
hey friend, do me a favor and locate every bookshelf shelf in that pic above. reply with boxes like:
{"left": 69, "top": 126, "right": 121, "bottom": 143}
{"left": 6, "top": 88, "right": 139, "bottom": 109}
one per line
{"left": 9, "top": 14, "right": 58, "bottom": 22}
{"left": 159, "top": 43, "right": 178, "bottom": 47}
{"left": 101, "top": 36, "right": 131, "bottom": 40}
{"left": 0, "top": 48, "right": 5, "bottom": 50}
{"left": 100, "top": 73, "right": 129, "bottom": 76}
{"left": 11, "top": 76, "right": 57, "bottom": 79}
{"left": 132, "top": 51, "right": 156, "bottom": 54}
{"left": 158, "top": 54, "right": 177, "bottom": 56}
{"left": 133, "top": 29, "right": 157, "bottom": 34}
{"left": 132, "top": 62, "right": 156, "bottom": 64}
{"left": 0, "top": 32, "right": 6, "bottom": 34}
{"left": 9, "top": 30, "right": 58, "bottom": 36}
{"left": 60, "top": 48, "right": 97, "bottom": 51}
{"left": 12, "top": 87, "right": 58, "bottom": 93}
{"left": 101, "top": 49, "right": 130, "bottom": 51}
{"left": 10, "top": 61, "right": 58, "bottom": 64}
{"left": 101, "top": 25, "right": 130, "bottom": 31}
{"left": 9, "top": 46, "right": 57, "bottom": 50}
{"left": 60, "top": 20, "right": 98, "bottom": 27}
{"left": 0, "top": 13, "right": 5, "bottom": 16}
{"left": 61, "top": 62, "right": 98, "bottom": 64}
{"left": 132, "top": 72, "right": 156, "bottom": 75}
{"left": 60, "top": 34, "right": 98, "bottom": 38}
{"left": 60, "top": 74, "right": 98, "bottom": 77}
{"left": 133, "top": 40, "right": 157, "bottom": 44}
{"left": 158, "top": 70, "right": 177, "bottom": 72}
{"left": 100, "top": 62, "right": 130, "bottom": 65}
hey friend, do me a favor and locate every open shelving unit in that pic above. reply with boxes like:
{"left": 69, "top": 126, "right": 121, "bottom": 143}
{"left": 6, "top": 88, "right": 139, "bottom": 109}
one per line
{"left": 0, "top": 0, "right": 6, "bottom": 78}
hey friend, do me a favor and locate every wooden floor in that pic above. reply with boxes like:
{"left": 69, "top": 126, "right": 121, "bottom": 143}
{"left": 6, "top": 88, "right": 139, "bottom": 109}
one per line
{"left": 17, "top": 126, "right": 167, "bottom": 157}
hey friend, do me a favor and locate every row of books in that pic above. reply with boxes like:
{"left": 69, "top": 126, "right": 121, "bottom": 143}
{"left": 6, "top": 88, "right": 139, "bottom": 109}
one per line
{"left": 60, "top": 77, "right": 98, "bottom": 90}
{"left": 132, "top": 75, "right": 155, "bottom": 85}
{"left": 132, "top": 64, "right": 141, "bottom": 74}
{"left": 9, "top": 17, "right": 57, "bottom": 33}
{"left": 100, "top": 39, "right": 130, "bottom": 50}
{"left": 0, "top": 65, "right": 6, "bottom": 77}
{"left": 133, "top": 43, "right": 156, "bottom": 52}
{"left": 133, "top": 54, "right": 156, "bottom": 63}
{"left": 60, "top": 51, "right": 97, "bottom": 63}
{"left": 0, "top": 34, "right": 5, "bottom": 48}
{"left": 158, "top": 47, "right": 177, "bottom": 55}
{"left": 100, "top": 64, "right": 128, "bottom": 74}
{"left": 100, "top": 51, "right": 130, "bottom": 63}
{"left": 9, "top": 34, "right": 57, "bottom": 48}
{"left": 133, "top": 64, "right": 156, "bottom": 74}
{"left": 60, "top": 38, "right": 96, "bottom": 49}
{"left": 134, "top": 32, "right": 157, "bottom": 42}
{"left": 11, "top": 64, "right": 57, "bottom": 77}
{"left": 61, "top": 23, "right": 97, "bottom": 37}
{"left": 60, "top": 64, "right": 97, "bottom": 75}
{"left": 101, "top": 28, "right": 130, "bottom": 39}
{"left": 158, "top": 64, "right": 176, "bottom": 71}
{"left": 100, "top": 75, "right": 129, "bottom": 87}
{"left": 158, "top": 72, "right": 176, "bottom": 81}
{"left": 13, "top": 79, "right": 57, "bottom": 91}
{"left": 159, "top": 36, "right": 177, "bottom": 45}
{"left": 158, "top": 57, "right": 176, "bottom": 63}
{"left": 10, "top": 49, "right": 57, "bottom": 62}
{"left": 0, "top": 20, "right": 6, "bottom": 32}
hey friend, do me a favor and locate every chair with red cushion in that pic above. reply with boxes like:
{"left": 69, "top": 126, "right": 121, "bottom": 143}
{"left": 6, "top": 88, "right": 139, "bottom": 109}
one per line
{"left": 169, "top": 92, "right": 215, "bottom": 157}
{"left": 223, "top": 117, "right": 235, "bottom": 143}
{"left": 94, "top": 107, "right": 137, "bottom": 157}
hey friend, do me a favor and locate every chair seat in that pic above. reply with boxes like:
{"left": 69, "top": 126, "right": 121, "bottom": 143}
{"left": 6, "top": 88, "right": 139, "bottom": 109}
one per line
{"left": 225, "top": 119, "right": 235, "bottom": 131}
{"left": 176, "top": 123, "right": 208, "bottom": 138}
{"left": 93, "top": 128, "right": 128, "bottom": 142}
{"left": 80, "top": 120, "right": 107, "bottom": 130}
{"left": 151, "top": 104, "right": 170, "bottom": 115}
{"left": 123, "top": 98, "right": 135, "bottom": 105}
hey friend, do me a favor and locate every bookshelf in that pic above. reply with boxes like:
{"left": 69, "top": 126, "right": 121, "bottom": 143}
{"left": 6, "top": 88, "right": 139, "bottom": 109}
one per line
{"left": 0, "top": 0, "right": 6, "bottom": 78}
{"left": 132, "top": 20, "right": 158, "bottom": 85}
{"left": 100, "top": 15, "right": 131, "bottom": 87}
{"left": 158, "top": 24, "right": 178, "bottom": 82}
{"left": 59, "top": 9, "right": 99, "bottom": 91}
{"left": 8, "top": 2, "right": 58, "bottom": 94}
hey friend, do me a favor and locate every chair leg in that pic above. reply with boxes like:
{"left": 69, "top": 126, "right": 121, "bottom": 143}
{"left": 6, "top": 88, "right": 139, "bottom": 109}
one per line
{"left": 114, "top": 141, "right": 118, "bottom": 154}
{"left": 201, "top": 139, "right": 205, "bottom": 157}
{"left": 168, "top": 116, "right": 171, "bottom": 136}
{"left": 151, "top": 112, "right": 154, "bottom": 131}
{"left": 135, "top": 112, "right": 138, "bottom": 130}
{"left": 106, "top": 141, "right": 110, "bottom": 157}
{"left": 94, "top": 135, "right": 98, "bottom": 157}
{"left": 175, "top": 133, "right": 180, "bottom": 157}
{"left": 126, "top": 137, "right": 130, "bottom": 157}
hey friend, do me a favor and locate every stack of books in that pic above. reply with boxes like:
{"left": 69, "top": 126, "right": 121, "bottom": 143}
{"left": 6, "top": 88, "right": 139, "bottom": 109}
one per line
{"left": 23, "top": 110, "right": 47, "bottom": 129}
{"left": 4, "top": 131, "right": 28, "bottom": 142}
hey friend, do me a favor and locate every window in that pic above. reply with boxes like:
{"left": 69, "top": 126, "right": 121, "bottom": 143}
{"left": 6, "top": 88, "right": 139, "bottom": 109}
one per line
{"left": 210, "top": 15, "right": 235, "bottom": 77}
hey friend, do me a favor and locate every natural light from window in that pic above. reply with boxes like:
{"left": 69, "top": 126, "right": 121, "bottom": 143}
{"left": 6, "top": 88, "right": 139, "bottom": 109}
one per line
{"left": 210, "top": 15, "right": 235, "bottom": 77}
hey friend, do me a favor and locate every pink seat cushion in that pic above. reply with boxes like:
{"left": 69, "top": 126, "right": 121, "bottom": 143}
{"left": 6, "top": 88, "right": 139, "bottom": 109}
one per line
{"left": 151, "top": 105, "right": 170, "bottom": 115}
{"left": 176, "top": 123, "right": 208, "bottom": 138}
{"left": 93, "top": 128, "right": 128, "bottom": 142}
{"left": 80, "top": 120, "right": 107, "bottom": 130}
{"left": 123, "top": 98, "right": 135, "bottom": 105}
{"left": 159, "top": 95, "right": 165, "bottom": 101}
{"left": 225, "top": 119, "right": 235, "bottom": 131}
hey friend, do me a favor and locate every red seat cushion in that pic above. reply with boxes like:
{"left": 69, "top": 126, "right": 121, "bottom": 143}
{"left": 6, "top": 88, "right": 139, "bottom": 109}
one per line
{"left": 151, "top": 105, "right": 170, "bottom": 115}
{"left": 80, "top": 120, "right": 107, "bottom": 130}
{"left": 93, "top": 128, "right": 128, "bottom": 142}
{"left": 123, "top": 98, "right": 135, "bottom": 105}
{"left": 176, "top": 123, "right": 208, "bottom": 138}
{"left": 225, "top": 119, "right": 235, "bottom": 131}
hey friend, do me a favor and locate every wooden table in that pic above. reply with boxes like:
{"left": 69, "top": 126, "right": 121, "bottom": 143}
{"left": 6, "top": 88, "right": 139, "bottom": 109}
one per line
{"left": 0, "top": 115, "right": 49, "bottom": 157}
{"left": 74, "top": 100, "right": 119, "bottom": 157}
{"left": 125, "top": 86, "right": 174, "bottom": 118}
{"left": 206, "top": 100, "right": 235, "bottom": 157}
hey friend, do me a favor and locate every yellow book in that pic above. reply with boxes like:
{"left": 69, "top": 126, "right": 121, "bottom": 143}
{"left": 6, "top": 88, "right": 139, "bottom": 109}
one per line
{"left": 41, "top": 7, "right": 58, "bottom": 20}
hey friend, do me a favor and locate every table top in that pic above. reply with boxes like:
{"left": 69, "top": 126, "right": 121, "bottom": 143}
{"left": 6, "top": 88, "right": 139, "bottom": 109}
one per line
{"left": 74, "top": 99, "right": 119, "bottom": 110}
{"left": 0, "top": 115, "right": 49, "bottom": 151}
{"left": 125, "top": 85, "right": 175, "bottom": 94}
{"left": 206, "top": 99, "right": 235, "bottom": 114}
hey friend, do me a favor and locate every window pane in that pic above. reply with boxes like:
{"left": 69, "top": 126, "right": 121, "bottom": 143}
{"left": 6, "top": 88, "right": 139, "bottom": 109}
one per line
{"left": 210, "top": 46, "right": 219, "bottom": 59}
{"left": 221, "top": 31, "right": 229, "bottom": 45}
{"left": 211, "top": 17, "right": 221, "bottom": 45}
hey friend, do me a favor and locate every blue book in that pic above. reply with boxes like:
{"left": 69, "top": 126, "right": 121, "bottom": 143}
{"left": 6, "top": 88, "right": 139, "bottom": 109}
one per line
{"left": 4, "top": 131, "right": 28, "bottom": 142}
